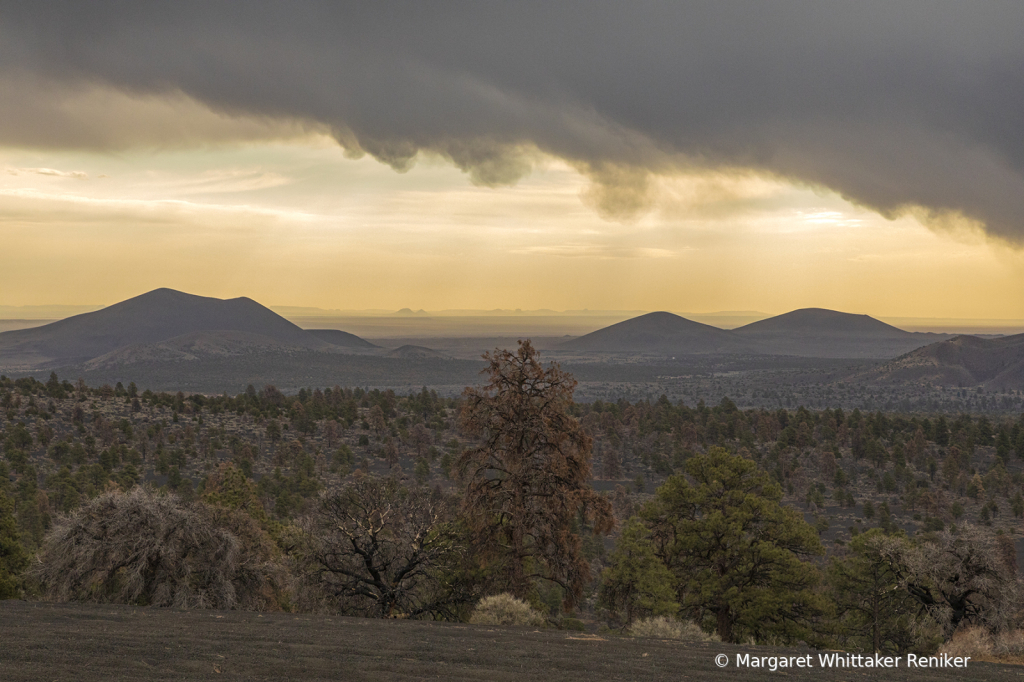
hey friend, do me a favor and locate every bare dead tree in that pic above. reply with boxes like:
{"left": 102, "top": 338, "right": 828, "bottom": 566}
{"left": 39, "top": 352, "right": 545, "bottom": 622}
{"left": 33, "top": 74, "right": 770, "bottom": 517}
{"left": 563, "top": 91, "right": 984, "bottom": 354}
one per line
{"left": 882, "top": 524, "right": 1021, "bottom": 636}
{"left": 294, "top": 474, "right": 471, "bottom": 619}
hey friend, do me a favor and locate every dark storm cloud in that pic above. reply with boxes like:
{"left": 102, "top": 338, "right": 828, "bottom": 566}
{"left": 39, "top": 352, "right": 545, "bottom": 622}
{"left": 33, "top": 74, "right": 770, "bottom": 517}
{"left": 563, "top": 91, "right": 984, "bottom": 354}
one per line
{"left": 2, "top": 2, "right": 1023, "bottom": 239}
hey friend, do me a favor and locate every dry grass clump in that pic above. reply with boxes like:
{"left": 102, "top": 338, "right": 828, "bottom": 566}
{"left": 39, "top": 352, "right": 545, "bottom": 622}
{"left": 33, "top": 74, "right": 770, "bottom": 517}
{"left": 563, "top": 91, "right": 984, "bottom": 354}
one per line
{"left": 939, "top": 625, "right": 1024, "bottom": 664}
{"left": 469, "top": 593, "right": 545, "bottom": 627}
{"left": 940, "top": 625, "right": 991, "bottom": 658}
{"left": 629, "top": 616, "right": 720, "bottom": 642}
{"left": 993, "top": 630, "right": 1024, "bottom": 660}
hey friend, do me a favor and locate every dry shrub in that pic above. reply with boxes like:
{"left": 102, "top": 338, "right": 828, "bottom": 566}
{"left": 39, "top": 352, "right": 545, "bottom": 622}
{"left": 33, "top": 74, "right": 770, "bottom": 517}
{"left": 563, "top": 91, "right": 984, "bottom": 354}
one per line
{"left": 33, "top": 487, "right": 282, "bottom": 610}
{"left": 469, "top": 593, "right": 545, "bottom": 627}
{"left": 940, "top": 626, "right": 1024, "bottom": 664}
{"left": 940, "top": 625, "right": 992, "bottom": 658}
{"left": 629, "top": 616, "right": 720, "bottom": 642}
{"left": 895, "top": 525, "right": 1021, "bottom": 636}
{"left": 206, "top": 505, "right": 289, "bottom": 611}
{"left": 993, "top": 630, "right": 1024, "bottom": 660}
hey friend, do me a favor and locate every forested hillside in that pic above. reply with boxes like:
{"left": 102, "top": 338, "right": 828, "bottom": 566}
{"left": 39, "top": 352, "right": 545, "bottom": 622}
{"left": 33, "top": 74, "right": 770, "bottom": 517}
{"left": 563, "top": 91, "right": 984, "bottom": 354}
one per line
{"left": 3, "top": 356, "right": 1024, "bottom": 655}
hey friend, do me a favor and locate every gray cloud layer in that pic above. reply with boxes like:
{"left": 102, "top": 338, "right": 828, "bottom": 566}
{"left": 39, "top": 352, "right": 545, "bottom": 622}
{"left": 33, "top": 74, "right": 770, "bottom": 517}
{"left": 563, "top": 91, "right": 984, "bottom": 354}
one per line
{"left": 2, "top": 2, "right": 1023, "bottom": 239}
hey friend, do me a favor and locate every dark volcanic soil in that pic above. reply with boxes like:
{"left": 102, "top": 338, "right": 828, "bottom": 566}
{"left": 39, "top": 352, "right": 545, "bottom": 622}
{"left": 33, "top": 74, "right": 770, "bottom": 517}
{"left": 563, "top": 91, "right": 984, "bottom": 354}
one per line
{"left": 0, "top": 602, "right": 1019, "bottom": 682}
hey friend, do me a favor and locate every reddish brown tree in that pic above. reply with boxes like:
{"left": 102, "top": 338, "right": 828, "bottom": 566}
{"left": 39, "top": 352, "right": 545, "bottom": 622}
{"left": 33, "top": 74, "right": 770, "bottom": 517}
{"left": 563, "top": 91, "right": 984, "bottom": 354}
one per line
{"left": 458, "top": 340, "right": 613, "bottom": 608}
{"left": 367, "top": 405, "right": 387, "bottom": 439}
{"left": 410, "top": 423, "right": 432, "bottom": 457}
{"left": 382, "top": 437, "right": 399, "bottom": 469}
{"left": 322, "top": 420, "right": 340, "bottom": 450}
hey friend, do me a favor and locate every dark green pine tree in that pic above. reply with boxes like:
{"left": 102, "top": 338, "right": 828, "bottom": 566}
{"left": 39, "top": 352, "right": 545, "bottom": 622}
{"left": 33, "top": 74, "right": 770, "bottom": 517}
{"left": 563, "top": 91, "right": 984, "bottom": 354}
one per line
{"left": 0, "top": 485, "right": 30, "bottom": 599}
{"left": 828, "top": 528, "right": 919, "bottom": 653}
{"left": 598, "top": 517, "right": 679, "bottom": 627}
{"left": 640, "top": 447, "right": 827, "bottom": 643}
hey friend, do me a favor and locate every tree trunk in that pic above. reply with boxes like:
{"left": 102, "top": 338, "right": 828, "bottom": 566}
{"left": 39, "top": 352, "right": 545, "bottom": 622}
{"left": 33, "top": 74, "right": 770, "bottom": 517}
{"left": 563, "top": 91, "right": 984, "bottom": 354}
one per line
{"left": 716, "top": 603, "right": 733, "bottom": 642}
{"left": 872, "top": 596, "right": 881, "bottom": 652}
{"left": 511, "top": 521, "right": 526, "bottom": 598}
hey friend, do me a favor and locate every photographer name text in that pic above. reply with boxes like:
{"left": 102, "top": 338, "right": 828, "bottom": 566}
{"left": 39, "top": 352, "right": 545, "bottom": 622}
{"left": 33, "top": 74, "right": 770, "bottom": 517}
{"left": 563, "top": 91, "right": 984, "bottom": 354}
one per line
{"left": 717, "top": 652, "right": 970, "bottom": 671}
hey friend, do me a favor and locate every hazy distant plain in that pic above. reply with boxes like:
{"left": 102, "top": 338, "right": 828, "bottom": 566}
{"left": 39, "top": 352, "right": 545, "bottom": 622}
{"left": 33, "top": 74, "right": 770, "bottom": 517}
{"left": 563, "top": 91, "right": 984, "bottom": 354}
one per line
{"left": 4, "top": 304, "right": 1023, "bottom": 339}
{"left": 294, "top": 314, "right": 1024, "bottom": 339}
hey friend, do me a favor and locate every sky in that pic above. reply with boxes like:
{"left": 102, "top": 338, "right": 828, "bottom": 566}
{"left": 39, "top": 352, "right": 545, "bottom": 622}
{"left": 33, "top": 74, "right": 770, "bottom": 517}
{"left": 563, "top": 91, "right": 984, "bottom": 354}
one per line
{"left": 1, "top": 2, "right": 1023, "bottom": 320}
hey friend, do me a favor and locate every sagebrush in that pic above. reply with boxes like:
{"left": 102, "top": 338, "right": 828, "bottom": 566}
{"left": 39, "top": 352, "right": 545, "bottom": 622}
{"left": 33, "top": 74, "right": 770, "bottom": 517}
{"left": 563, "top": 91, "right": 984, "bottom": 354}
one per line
{"left": 940, "top": 626, "right": 1024, "bottom": 662}
{"left": 629, "top": 616, "right": 719, "bottom": 641}
{"left": 32, "top": 487, "right": 283, "bottom": 609}
{"left": 469, "top": 593, "right": 545, "bottom": 627}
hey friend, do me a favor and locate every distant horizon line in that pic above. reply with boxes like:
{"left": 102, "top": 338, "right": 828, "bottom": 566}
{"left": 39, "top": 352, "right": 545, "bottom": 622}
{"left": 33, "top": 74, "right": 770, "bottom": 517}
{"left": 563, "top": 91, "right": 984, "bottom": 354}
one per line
{"left": 3, "top": 306, "right": 1024, "bottom": 341}
{"left": 2, "top": 302, "right": 1024, "bottom": 326}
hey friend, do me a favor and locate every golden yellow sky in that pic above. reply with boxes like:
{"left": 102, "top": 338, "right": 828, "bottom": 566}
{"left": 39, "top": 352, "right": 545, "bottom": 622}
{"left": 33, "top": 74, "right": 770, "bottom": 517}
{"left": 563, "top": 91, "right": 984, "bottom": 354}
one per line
{"left": 3, "top": 5, "right": 1024, "bottom": 324}
{"left": 2, "top": 126, "right": 1023, "bottom": 319}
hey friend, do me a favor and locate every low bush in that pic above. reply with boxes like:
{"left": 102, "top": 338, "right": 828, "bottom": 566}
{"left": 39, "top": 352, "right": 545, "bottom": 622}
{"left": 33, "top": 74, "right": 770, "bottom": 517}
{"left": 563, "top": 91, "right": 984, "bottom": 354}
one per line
{"left": 940, "top": 625, "right": 991, "bottom": 658}
{"left": 32, "top": 487, "right": 284, "bottom": 610}
{"left": 940, "top": 626, "right": 1024, "bottom": 663}
{"left": 629, "top": 616, "right": 719, "bottom": 642}
{"left": 561, "top": 617, "right": 586, "bottom": 631}
{"left": 469, "top": 593, "right": 545, "bottom": 627}
{"left": 993, "top": 630, "right": 1024, "bottom": 660}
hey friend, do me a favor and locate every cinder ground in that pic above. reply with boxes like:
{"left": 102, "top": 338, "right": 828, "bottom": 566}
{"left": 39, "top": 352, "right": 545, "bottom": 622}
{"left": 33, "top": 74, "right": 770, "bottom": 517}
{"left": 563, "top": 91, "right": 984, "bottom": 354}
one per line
{"left": 0, "top": 602, "right": 1019, "bottom": 681}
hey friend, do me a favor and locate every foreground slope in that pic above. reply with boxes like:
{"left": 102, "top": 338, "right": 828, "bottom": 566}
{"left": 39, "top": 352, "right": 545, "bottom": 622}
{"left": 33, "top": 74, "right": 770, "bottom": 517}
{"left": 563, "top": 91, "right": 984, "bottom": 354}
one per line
{"left": 0, "top": 602, "right": 1007, "bottom": 682}
{"left": 560, "top": 311, "right": 749, "bottom": 354}
{"left": 0, "top": 289, "right": 373, "bottom": 369}
{"left": 733, "top": 308, "right": 949, "bottom": 358}
{"left": 860, "top": 333, "right": 1024, "bottom": 390}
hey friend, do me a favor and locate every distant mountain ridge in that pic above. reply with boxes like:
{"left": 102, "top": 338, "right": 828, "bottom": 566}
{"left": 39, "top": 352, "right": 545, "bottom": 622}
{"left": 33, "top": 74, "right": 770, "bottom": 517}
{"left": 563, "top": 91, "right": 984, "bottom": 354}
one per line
{"left": 0, "top": 288, "right": 374, "bottom": 369}
{"left": 560, "top": 308, "right": 953, "bottom": 358}
{"left": 732, "top": 308, "right": 951, "bottom": 358}
{"left": 0, "top": 292, "right": 978, "bottom": 375}
{"left": 560, "top": 311, "right": 748, "bottom": 354}
{"left": 734, "top": 308, "right": 908, "bottom": 336}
